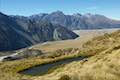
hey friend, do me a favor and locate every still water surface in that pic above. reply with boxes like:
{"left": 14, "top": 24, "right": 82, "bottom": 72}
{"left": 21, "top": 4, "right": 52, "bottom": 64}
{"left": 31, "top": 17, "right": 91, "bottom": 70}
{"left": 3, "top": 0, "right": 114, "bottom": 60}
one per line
{"left": 20, "top": 57, "right": 85, "bottom": 76}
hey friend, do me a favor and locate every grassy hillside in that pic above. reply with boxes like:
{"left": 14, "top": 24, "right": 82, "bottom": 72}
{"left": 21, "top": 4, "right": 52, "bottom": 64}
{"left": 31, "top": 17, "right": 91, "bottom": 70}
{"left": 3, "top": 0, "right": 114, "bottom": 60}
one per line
{"left": 0, "top": 29, "right": 120, "bottom": 80}
{"left": 36, "top": 44, "right": 120, "bottom": 80}
{"left": 34, "top": 30, "right": 120, "bottom": 80}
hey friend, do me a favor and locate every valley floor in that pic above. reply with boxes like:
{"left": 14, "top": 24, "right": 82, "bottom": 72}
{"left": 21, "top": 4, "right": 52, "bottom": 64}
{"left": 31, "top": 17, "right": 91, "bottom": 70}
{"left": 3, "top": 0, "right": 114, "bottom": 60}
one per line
{"left": 32, "top": 28, "right": 119, "bottom": 53}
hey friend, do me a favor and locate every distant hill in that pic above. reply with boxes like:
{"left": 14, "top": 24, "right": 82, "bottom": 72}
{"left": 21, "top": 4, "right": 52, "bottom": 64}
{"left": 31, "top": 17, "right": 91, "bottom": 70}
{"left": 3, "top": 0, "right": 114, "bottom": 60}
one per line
{"left": 0, "top": 12, "right": 78, "bottom": 51}
{"left": 30, "top": 11, "right": 120, "bottom": 29}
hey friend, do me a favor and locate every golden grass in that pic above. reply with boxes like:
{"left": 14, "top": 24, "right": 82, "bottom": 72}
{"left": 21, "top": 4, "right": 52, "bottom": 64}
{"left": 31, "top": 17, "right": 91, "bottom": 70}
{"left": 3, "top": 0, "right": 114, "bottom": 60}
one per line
{"left": 1, "top": 30, "right": 120, "bottom": 80}
{"left": 0, "top": 50, "right": 89, "bottom": 80}
{"left": 34, "top": 45, "right": 120, "bottom": 80}
{"left": 33, "top": 30, "right": 120, "bottom": 80}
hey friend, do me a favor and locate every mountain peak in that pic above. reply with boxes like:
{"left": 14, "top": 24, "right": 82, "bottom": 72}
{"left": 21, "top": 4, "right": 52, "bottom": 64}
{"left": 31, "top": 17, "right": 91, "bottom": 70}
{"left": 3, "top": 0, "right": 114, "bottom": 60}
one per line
{"left": 31, "top": 13, "right": 48, "bottom": 17}
{"left": 84, "top": 13, "right": 93, "bottom": 17}
{"left": 51, "top": 11, "right": 64, "bottom": 15}
{"left": 73, "top": 13, "right": 82, "bottom": 17}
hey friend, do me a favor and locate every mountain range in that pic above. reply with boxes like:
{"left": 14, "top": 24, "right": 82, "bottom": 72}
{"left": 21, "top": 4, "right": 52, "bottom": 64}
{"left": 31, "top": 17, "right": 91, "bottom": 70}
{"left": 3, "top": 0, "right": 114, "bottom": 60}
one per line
{"left": 0, "top": 11, "right": 120, "bottom": 51}
{"left": 0, "top": 12, "right": 78, "bottom": 51}
{"left": 29, "top": 11, "right": 120, "bottom": 29}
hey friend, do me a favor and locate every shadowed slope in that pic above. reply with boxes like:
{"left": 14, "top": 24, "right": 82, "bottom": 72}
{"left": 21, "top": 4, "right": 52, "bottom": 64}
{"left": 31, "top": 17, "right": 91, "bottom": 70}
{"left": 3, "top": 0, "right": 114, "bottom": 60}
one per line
{"left": 0, "top": 12, "right": 78, "bottom": 51}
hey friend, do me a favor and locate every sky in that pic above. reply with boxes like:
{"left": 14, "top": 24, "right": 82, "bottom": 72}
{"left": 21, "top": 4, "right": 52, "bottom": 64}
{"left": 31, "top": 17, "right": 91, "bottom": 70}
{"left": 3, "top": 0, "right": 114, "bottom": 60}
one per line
{"left": 0, "top": 0, "right": 120, "bottom": 20}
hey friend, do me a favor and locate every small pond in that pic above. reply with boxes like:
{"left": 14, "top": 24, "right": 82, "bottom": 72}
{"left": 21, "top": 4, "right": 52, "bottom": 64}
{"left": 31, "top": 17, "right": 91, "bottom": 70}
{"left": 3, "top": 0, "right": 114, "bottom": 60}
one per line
{"left": 20, "top": 57, "right": 86, "bottom": 76}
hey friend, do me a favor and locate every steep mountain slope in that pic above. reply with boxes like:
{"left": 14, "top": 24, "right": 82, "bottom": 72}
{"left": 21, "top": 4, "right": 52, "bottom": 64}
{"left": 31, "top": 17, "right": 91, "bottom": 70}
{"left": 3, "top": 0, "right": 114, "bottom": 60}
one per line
{"left": 0, "top": 12, "right": 33, "bottom": 51}
{"left": 30, "top": 11, "right": 120, "bottom": 29}
{"left": 11, "top": 16, "right": 79, "bottom": 42}
{"left": 0, "top": 12, "right": 78, "bottom": 51}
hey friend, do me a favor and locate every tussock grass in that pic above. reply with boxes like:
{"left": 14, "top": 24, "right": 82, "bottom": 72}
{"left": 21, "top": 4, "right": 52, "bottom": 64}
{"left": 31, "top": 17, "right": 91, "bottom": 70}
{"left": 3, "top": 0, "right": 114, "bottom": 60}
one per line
{"left": 1, "top": 30, "right": 120, "bottom": 80}
{"left": 0, "top": 50, "right": 89, "bottom": 80}
{"left": 35, "top": 45, "right": 120, "bottom": 80}
{"left": 33, "top": 30, "right": 120, "bottom": 80}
